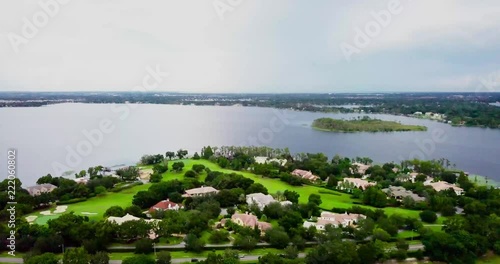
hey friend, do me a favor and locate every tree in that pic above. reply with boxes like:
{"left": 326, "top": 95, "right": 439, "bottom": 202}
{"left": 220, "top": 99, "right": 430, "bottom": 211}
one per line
{"left": 156, "top": 251, "right": 172, "bottom": 264}
{"left": 284, "top": 245, "right": 299, "bottom": 259}
{"left": 90, "top": 252, "right": 110, "bottom": 264}
{"left": 192, "top": 164, "right": 206, "bottom": 174}
{"left": 125, "top": 205, "right": 144, "bottom": 217}
{"left": 202, "top": 146, "right": 214, "bottom": 159}
{"left": 419, "top": 210, "right": 437, "bottom": 223}
{"left": 306, "top": 240, "right": 359, "bottom": 264}
{"left": 149, "top": 173, "right": 163, "bottom": 183}
{"left": 122, "top": 255, "right": 155, "bottom": 264}
{"left": 234, "top": 235, "right": 257, "bottom": 251}
{"left": 246, "top": 183, "right": 268, "bottom": 195}
{"left": 265, "top": 228, "right": 290, "bottom": 249}
{"left": 184, "top": 170, "right": 197, "bottom": 178}
{"left": 63, "top": 247, "right": 91, "bottom": 264}
{"left": 94, "top": 186, "right": 106, "bottom": 196}
{"left": 116, "top": 167, "right": 140, "bottom": 181}
{"left": 284, "top": 190, "right": 300, "bottom": 203}
{"left": 396, "top": 239, "right": 409, "bottom": 251}
{"left": 176, "top": 149, "right": 188, "bottom": 159}
{"left": 184, "top": 233, "right": 205, "bottom": 252}
{"left": 135, "top": 238, "right": 154, "bottom": 254}
{"left": 172, "top": 162, "right": 185, "bottom": 172}
{"left": 193, "top": 152, "right": 201, "bottom": 160}
{"left": 209, "top": 230, "right": 230, "bottom": 244}
{"left": 308, "top": 194, "right": 322, "bottom": 206}
{"left": 362, "top": 187, "right": 387, "bottom": 208}
{"left": 372, "top": 228, "right": 391, "bottom": 241}
{"left": 278, "top": 211, "right": 303, "bottom": 232}
{"left": 165, "top": 151, "right": 175, "bottom": 160}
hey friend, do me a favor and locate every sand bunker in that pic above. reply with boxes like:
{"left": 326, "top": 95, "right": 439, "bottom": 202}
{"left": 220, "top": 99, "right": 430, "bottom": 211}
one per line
{"left": 139, "top": 168, "right": 153, "bottom": 180}
{"left": 26, "top": 215, "right": 38, "bottom": 223}
{"left": 81, "top": 212, "right": 97, "bottom": 215}
{"left": 40, "top": 210, "right": 53, "bottom": 216}
{"left": 53, "top": 205, "right": 68, "bottom": 214}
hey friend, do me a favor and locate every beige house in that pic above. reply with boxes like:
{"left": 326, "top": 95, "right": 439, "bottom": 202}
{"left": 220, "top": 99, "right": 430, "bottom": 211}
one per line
{"left": 291, "top": 169, "right": 320, "bottom": 181}
{"left": 382, "top": 186, "right": 426, "bottom": 202}
{"left": 337, "top": 178, "right": 376, "bottom": 190}
{"left": 351, "top": 163, "right": 371, "bottom": 175}
{"left": 183, "top": 186, "right": 219, "bottom": 197}
{"left": 425, "top": 181, "right": 464, "bottom": 195}
{"left": 222, "top": 212, "right": 272, "bottom": 232}
{"left": 303, "top": 212, "right": 366, "bottom": 230}
{"left": 26, "top": 184, "right": 57, "bottom": 196}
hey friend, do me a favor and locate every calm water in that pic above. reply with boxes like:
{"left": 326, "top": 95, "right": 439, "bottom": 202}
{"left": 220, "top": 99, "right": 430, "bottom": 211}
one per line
{"left": 0, "top": 103, "right": 499, "bottom": 186}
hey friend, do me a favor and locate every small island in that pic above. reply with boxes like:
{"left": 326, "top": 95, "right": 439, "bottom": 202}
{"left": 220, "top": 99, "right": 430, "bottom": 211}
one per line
{"left": 312, "top": 116, "right": 427, "bottom": 132}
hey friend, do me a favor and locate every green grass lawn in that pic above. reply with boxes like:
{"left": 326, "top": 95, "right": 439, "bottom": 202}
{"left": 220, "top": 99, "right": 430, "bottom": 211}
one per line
{"left": 397, "top": 230, "right": 419, "bottom": 239}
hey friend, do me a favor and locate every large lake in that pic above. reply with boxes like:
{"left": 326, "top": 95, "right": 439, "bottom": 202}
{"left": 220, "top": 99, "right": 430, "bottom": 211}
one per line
{"left": 1, "top": 103, "right": 499, "bottom": 185}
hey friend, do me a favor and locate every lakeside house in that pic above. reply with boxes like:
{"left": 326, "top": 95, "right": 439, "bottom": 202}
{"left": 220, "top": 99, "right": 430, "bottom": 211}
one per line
{"left": 254, "top": 156, "right": 287, "bottom": 166}
{"left": 148, "top": 199, "right": 183, "bottom": 214}
{"left": 107, "top": 214, "right": 160, "bottom": 239}
{"left": 337, "top": 178, "right": 376, "bottom": 191}
{"left": 246, "top": 193, "right": 292, "bottom": 210}
{"left": 291, "top": 169, "right": 320, "bottom": 181}
{"left": 25, "top": 184, "right": 57, "bottom": 196}
{"left": 351, "top": 162, "right": 371, "bottom": 175}
{"left": 182, "top": 186, "right": 219, "bottom": 197}
{"left": 382, "top": 186, "right": 426, "bottom": 202}
{"left": 425, "top": 181, "right": 464, "bottom": 195}
{"left": 221, "top": 212, "right": 272, "bottom": 232}
{"left": 303, "top": 212, "right": 366, "bottom": 230}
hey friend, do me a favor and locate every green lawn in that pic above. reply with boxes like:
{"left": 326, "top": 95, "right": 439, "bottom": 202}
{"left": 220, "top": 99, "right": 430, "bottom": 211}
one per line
{"left": 109, "top": 248, "right": 287, "bottom": 260}
{"left": 172, "top": 159, "right": 429, "bottom": 219}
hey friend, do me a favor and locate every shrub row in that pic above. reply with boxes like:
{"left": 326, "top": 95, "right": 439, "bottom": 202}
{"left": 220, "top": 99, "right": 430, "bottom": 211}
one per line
{"left": 110, "top": 182, "right": 143, "bottom": 192}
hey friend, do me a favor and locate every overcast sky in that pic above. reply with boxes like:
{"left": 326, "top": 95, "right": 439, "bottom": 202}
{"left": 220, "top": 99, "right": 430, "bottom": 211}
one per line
{"left": 0, "top": 0, "right": 499, "bottom": 93}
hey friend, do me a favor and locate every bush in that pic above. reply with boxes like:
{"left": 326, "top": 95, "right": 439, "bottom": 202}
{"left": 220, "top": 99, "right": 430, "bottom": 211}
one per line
{"left": 184, "top": 170, "right": 197, "bottom": 178}
{"left": 56, "top": 197, "right": 87, "bottom": 205}
{"left": 419, "top": 210, "right": 438, "bottom": 223}
{"left": 135, "top": 238, "right": 154, "bottom": 254}
{"left": 156, "top": 251, "right": 171, "bottom": 264}
{"left": 209, "top": 230, "right": 230, "bottom": 244}
{"left": 122, "top": 255, "right": 155, "bottom": 264}
{"left": 94, "top": 186, "right": 107, "bottom": 195}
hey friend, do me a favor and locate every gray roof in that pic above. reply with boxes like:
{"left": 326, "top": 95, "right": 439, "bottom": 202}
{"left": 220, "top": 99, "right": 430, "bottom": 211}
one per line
{"left": 382, "top": 186, "right": 426, "bottom": 202}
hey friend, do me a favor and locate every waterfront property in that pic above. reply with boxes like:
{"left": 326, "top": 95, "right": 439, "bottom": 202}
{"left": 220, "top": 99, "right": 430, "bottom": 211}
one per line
{"left": 382, "top": 186, "right": 426, "bottom": 202}
{"left": 222, "top": 212, "right": 272, "bottom": 232}
{"left": 148, "top": 199, "right": 183, "bottom": 214}
{"left": 26, "top": 183, "right": 57, "bottom": 196}
{"left": 291, "top": 169, "right": 320, "bottom": 181}
{"left": 303, "top": 212, "right": 366, "bottom": 230}
{"left": 337, "top": 178, "right": 376, "bottom": 191}
{"left": 425, "top": 181, "right": 464, "bottom": 195}
{"left": 182, "top": 186, "right": 219, "bottom": 197}
{"left": 246, "top": 193, "right": 292, "bottom": 210}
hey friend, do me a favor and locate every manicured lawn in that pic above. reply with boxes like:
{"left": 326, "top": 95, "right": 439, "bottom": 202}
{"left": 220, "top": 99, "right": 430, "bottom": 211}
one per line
{"left": 25, "top": 183, "right": 151, "bottom": 224}
{"left": 173, "top": 159, "right": 430, "bottom": 220}
{"left": 397, "top": 230, "right": 419, "bottom": 239}
{"left": 109, "top": 248, "right": 286, "bottom": 260}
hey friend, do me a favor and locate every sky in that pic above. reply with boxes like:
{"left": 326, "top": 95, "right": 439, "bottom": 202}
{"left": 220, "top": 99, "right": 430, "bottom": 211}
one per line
{"left": 0, "top": 0, "right": 499, "bottom": 93}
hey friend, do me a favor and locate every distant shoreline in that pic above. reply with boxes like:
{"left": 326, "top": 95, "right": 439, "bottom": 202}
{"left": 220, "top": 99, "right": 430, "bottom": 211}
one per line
{"left": 312, "top": 117, "right": 428, "bottom": 133}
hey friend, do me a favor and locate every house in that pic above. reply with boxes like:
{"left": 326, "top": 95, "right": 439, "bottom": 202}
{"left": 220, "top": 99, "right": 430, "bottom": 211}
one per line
{"left": 25, "top": 184, "right": 57, "bottom": 196}
{"left": 337, "top": 178, "right": 376, "bottom": 190}
{"left": 425, "top": 181, "right": 464, "bottom": 195}
{"left": 182, "top": 186, "right": 219, "bottom": 197}
{"left": 351, "top": 163, "right": 371, "bottom": 175}
{"left": 246, "top": 193, "right": 291, "bottom": 210}
{"left": 254, "top": 156, "right": 287, "bottom": 166}
{"left": 291, "top": 169, "right": 320, "bottom": 181}
{"left": 382, "top": 186, "right": 426, "bottom": 202}
{"left": 223, "top": 212, "right": 272, "bottom": 231}
{"left": 74, "top": 177, "right": 90, "bottom": 184}
{"left": 149, "top": 199, "right": 183, "bottom": 214}
{"left": 303, "top": 212, "right": 366, "bottom": 230}
{"left": 107, "top": 214, "right": 160, "bottom": 239}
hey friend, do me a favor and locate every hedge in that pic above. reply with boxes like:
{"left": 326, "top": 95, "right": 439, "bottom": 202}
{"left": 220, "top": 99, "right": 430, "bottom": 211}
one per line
{"left": 110, "top": 182, "right": 143, "bottom": 192}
